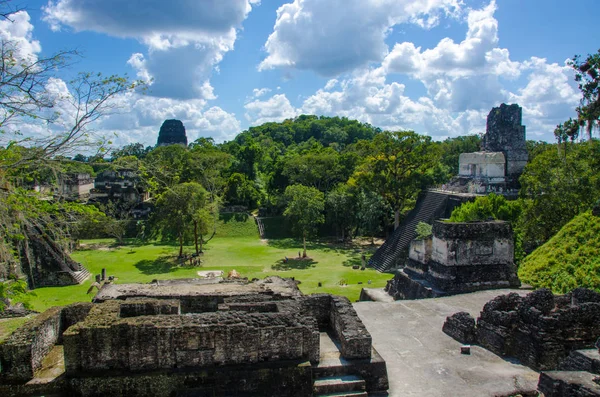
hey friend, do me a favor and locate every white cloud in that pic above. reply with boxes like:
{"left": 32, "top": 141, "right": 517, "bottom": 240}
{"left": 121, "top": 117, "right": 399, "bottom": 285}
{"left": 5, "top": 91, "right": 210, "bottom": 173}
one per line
{"left": 251, "top": 87, "right": 271, "bottom": 98}
{"left": 381, "top": 1, "right": 522, "bottom": 112}
{"left": 5, "top": 80, "right": 241, "bottom": 151}
{"left": 509, "top": 57, "right": 580, "bottom": 139}
{"left": 0, "top": 11, "right": 41, "bottom": 64}
{"left": 43, "top": 0, "right": 257, "bottom": 100}
{"left": 244, "top": 94, "right": 298, "bottom": 125}
{"left": 259, "top": 0, "right": 462, "bottom": 76}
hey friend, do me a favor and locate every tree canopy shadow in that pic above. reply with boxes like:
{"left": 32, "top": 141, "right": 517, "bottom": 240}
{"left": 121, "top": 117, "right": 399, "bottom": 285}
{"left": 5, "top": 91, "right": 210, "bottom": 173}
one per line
{"left": 342, "top": 254, "right": 363, "bottom": 268}
{"left": 271, "top": 257, "right": 318, "bottom": 271}
{"left": 134, "top": 256, "right": 179, "bottom": 275}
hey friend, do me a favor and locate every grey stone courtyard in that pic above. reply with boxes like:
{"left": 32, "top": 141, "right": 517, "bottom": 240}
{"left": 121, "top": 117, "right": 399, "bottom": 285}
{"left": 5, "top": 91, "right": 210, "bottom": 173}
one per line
{"left": 354, "top": 289, "right": 540, "bottom": 396}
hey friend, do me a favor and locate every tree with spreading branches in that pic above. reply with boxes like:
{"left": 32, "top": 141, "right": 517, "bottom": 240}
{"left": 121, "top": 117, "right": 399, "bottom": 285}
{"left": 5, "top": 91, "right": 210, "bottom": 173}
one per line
{"left": 0, "top": 1, "right": 143, "bottom": 285}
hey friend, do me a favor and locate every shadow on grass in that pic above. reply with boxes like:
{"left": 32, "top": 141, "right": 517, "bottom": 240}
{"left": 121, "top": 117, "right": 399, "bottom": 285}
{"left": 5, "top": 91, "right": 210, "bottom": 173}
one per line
{"left": 272, "top": 258, "right": 318, "bottom": 271}
{"left": 134, "top": 256, "right": 179, "bottom": 275}
{"left": 342, "top": 255, "right": 363, "bottom": 268}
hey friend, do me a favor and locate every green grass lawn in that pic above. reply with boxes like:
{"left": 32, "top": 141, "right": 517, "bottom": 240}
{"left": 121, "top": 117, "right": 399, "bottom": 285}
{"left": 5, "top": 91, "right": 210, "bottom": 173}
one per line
{"left": 28, "top": 236, "right": 392, "bottom": 312}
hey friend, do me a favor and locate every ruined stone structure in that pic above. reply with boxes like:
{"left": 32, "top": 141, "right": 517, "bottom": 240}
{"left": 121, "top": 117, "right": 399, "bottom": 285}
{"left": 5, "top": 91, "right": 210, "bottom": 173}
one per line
{"left": 17, "top": 225, "right": 91, "bottom": 288}
{"left": 156, "top": 119, "right": 188, "bottom": 147}
{"left": 369, "top": 104, "right": 529, "bottom": 272}
{"left": 384, "top": 220, "right": 520, "bottom": 300}
{"left": 443, "top": 288, "right": 600, "bottom": 396}
{"left": 0, "top": 277, "right": 388, "bottom": 397}
{"left": 452, "top": 103, "right": 528, "bottom": 194}
{"left": 482, "top": 103, "right": 528, "bottom": 178}
{"left": 57, "top": 173, "right": 94, "bottom": 200}
{"left": 443, "top": 288, "right": 600, "bottom": 370}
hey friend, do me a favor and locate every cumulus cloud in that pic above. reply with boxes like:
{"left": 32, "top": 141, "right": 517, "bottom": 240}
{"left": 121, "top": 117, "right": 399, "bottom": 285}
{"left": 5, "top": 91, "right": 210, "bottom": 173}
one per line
{"left": 0, "top": 11, "right": 41, "bottom": 64}
{"left": 381, "top": 1, "right": 522, "bottom": 112}
{"left": 43, "top": 0, "right": 257, "bottom": 100}
{"left": 298, "top": 68, "right": 473, "bottom": 140}
{"left": 259, "top": 0, "right": 461, "bottom": 76}
{"left": 99, "top": 94, "right": 241, "bottom": 146}
{"left": 509, "top": 57, "right": 580, "bottom": 139}
{"left": 251, "top": 87, "right": 271, "bottom": 98}
{"left": 244, "top": 94, "right": 298, "bottom": 125}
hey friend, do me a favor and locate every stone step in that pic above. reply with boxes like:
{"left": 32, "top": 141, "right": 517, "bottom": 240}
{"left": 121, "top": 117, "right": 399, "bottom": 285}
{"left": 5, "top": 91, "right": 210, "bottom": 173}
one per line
{"left": 315, "top": 392, "right": 368, "bottom": 397}
{"left": 72, "top": 268, "right": 91, "bottom": 284}
{"left": 313, "top": 375, "right": 366, "bottom": 395}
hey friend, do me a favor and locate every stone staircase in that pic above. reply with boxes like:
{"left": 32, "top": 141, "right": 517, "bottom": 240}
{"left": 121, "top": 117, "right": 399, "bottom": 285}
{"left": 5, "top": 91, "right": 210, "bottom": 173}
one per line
{"left": 254, "top": 216, "right": 266, "bottom": 239}
{"left": 71, "top": 267, "right": 92, "bottom": 284}
{"left": 368, "top": 190, "right": 449, "bottom": 272}
{"left": 313, "top": 374, "right": 367, "bottom": 397}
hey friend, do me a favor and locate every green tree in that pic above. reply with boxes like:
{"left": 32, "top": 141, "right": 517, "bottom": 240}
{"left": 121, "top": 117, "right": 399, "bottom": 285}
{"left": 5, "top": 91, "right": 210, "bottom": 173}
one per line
{"left": 438, "top": 135, "right": 481, "bottom": 176}
{"left": 356, "top": 190, "right": 389, "bottom": 244}
{"left": 519, "top": 141, "right": 600, "bottom": 251}
{"left": 142, "top": 144, "right": 190, "bottom": 194}
{"left": 224, "top": 172, "right": 262, "bottom": 209}
{"left": 569, "top": 49, "right": 600, "bottom": 141}
{"left": 351, "top": 131, "right": 439, "bottom": 229}
{"left": 325, "top": 183, "right": 357, "bottom": 241}
{"left": 152, "top": 182, "right": 209, "bottom": 257}
{"left": 283, "top": 184, "right": 325, "bottom": 256}
{"left": 111, "top": 143, "right": 148, "bottom": 160}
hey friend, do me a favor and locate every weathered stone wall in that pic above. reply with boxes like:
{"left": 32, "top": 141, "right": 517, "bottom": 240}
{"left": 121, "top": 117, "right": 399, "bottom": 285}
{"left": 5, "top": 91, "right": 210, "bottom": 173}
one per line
{"left": 458, "top": 152, "right": 506, "bottom": 180}
{"left": 431, "top": 221, "right": 514, "bottom": 266}
{"left": 443, "top": 289, "right": 600, "bottom": 371}
{"left": 64, "top": 300, "right": 320, "bottom": 374}
{"left": 330, "top": 296, "right": 372, "bottom": 359}
{"left": 67, "top": 363, "right": 313, "bottom": 397}
{"left": 386, "top": 221, "right": 519, "bottom": 300}
{"left": 560, "top": 349, "right": 600, "bottom": 374}
{"left": 0, "top": 307, "right": 62, "bottom": 383}
{"left": 119, "top": 299, "right": 180, "bottom": 317}
{"left": 537, "top": 371, "right": 600, "bottom": 397}
{"left": 483, "top": 103, "right": 528, "bottom": 178}
{"left": 408, "top": 238, "right": 432, "bottom": 269}
{"left": 0, "top": 302, "right": 93, "bottom": 383}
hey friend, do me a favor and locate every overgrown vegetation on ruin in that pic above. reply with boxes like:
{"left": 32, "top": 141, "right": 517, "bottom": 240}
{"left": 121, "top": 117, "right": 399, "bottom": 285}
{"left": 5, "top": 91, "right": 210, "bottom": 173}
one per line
{"left": 518, "top": 211, "right": 600, "bottom": 293}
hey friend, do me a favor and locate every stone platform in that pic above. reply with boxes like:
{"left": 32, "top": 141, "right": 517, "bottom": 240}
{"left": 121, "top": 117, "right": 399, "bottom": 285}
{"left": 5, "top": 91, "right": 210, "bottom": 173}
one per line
{"left": 354, "top": 289, "right": 539, "bottom": 396}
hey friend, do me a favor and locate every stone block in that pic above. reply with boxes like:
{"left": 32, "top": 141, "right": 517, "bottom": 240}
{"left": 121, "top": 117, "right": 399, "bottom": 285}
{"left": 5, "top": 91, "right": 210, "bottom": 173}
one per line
{"left": 443, "top": 312, "right": 477, "bottom": 344}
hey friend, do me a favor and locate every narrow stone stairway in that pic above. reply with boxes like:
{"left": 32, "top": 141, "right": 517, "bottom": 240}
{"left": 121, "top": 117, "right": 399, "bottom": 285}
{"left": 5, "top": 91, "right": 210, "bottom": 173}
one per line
{"left": 71, "top": 267, "right": 91, "bottom": 284}
{"left": 313, "top": 374, "right": 367, "bottom": 397}
{"left": 368, "top": 190, "right": 449, "bottom": 272}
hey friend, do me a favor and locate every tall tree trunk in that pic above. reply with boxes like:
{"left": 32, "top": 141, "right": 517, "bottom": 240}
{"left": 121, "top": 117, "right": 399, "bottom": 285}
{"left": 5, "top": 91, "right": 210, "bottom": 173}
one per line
{"left": 178, "top": 233, "right": 183, "bottom": 258}
{"left": 194, "top": 221, "right": 199, "bottom": 255}
{"left": 303, "top": 232, "right": 307, "bottom": 257}
{"left": 394, "top": 209, "right": 400, "bottom": 230}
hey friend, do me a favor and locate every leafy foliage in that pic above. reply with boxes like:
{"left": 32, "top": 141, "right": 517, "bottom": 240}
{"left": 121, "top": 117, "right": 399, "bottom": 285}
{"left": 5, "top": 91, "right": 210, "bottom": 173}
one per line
{"left": 283, "top": 184, "right": 325, "bottom": 255}
{"left": 519, "top": 140, "right": 600, "bottom": 250}
{"left": 518, "top": 211, "right": 600, "bottom": 293}
{"left": 151, "top": 182, "right": 210, "bottom": 256}
{"left": 351, "top": 131, "right": 440, "bottom": 229}
{"left": 569, "top": 49, "right": 600, "bottom": 140}
{"left": 0, "top": 279, "right": 33, "bottom": 311}
{"left": 449, "top": 193, "right": 522, "bottom": 224}
{"left": 415, "top": 222, "right": 433, "bottom": 240}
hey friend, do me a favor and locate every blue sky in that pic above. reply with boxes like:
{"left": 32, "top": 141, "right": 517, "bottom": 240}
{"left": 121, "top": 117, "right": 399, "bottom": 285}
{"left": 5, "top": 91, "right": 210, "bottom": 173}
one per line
{"left": 4, "top": 0, "right": 599, "bottom": 148}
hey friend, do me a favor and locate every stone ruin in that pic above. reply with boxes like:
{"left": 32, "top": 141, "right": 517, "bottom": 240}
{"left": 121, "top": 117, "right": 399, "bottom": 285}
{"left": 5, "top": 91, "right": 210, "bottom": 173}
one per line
{"left": 384, "top": 220, "right": 520, "bottom": 300}
{"left": 15, "top": 224, "right": 91, "bottom": 288}
{"left": 156, "top": 119, "right": 188, "bottom": 147}
{"left": 443, "top": 288, "right": 600, "bottom": 396}
{"left": 451, "top": 103, "right": 528, "bottom": 194}
{"left": 0, "top": 276, "right": 388, "bottom": 396}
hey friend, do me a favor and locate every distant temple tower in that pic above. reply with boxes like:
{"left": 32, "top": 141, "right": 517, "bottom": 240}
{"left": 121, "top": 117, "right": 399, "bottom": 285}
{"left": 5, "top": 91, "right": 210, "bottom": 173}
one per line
{"left": 482, "top": 103, "right": 528, "bottom": 179}
{"left": 156, "top": 119, "right": 188, "bottom": 147}
{"left": 457, "top": 103, "right": 528, "bottom": 193}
